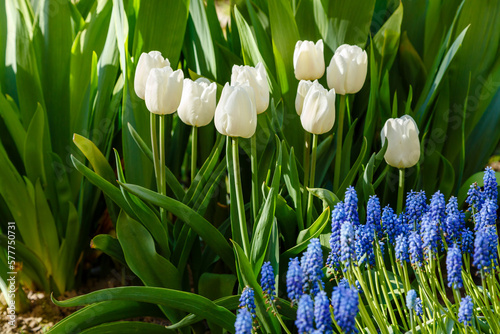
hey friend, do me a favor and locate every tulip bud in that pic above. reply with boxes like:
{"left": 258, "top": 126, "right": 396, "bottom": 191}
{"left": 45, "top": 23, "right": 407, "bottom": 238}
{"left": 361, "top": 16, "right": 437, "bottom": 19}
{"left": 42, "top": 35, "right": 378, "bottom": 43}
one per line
{"left": 231, "top": 62, "right": 269, "bottom": 114}
{"left": 214, "top": 83, "right": 257, "bottom": 138}
{"left": 300, "top": 81, "right": 336, "bottom": 135}
{"left": 293, "top": 40, "right": 325, "bottom": 81}
{"left": 295, "top": 80, "right": 315, "bottom": 116}
{"left": 380, "top": 115, "right": 421, "bottom": 169}
{"left": 327, "top": 44, "right": 367, "bottom": 95}
{"left": 134, "top": 51, "right": 170, "bottom": 99}
{"left": 177, "top": 78, "right": 217, "bottom": 127}
{"left": 145, "top": 67, "right": 184, "bottom": 115}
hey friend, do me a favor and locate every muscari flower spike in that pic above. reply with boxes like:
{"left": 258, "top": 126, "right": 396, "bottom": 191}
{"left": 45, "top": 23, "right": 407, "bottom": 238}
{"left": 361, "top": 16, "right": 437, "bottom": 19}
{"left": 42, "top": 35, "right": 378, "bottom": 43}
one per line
{"left": 381, "top": 205, "right": 401, "bottom": 243}
{"left": 314, "top": 291, "right": 333, "bottom": 334}
{"left": 409, "top": 230, "right": 424, "bottom": 267}
{"left": 406, "top": 289, "right": 417, "bottom": 310}
{"left": 415, "top": 297, "right": 423, "bottom": 317}
{"left": 473, "top": 225, "right": 498, "bottom": 273}
{"left": 405, "top": 190, "right": 427, "bottom": 228}
{"left": 444, "top": 196, "right": 465, "bottom": 245}
{"left": 301, "top": 238, "right": 325, "bottom": 295}
{"left": 429, "top": 190, "right": 446, "bottom": 224}
{"left": 260, "top": 261, "right": 276, "bottom": 303}
{"left": 421, "top": 212, "right": 440, "bottom": 257}
{"left": 239, "top": 286, "right": 256, "bottom": 318}
{"left": 446, "top": 244, "right": 463, "bottom": 289}
{"left": 340, "top": 222, "right": 356, "bottom": 267}
{"left": 395, "top": 234, "right": 410, "bottom": 263}
{"left": 458, "top": 295, "right": 473, "bottom": 326}
{"left": 332, "top": 285, "right": 359, "bottom": 334}
{"left": 328, "top": 202, "right": 346, "bottom": 268}
{"left": 344, "top": 186, "right": 360, "bottom": 226}
{"left": 366, "top": 195, "right": 382, "bottom": 238}
{"left": 235, "top": 308, "right": 253, "bottom": 334}
{"left": 355, "top": 223, "right": 375, "bottom": 266}
{"left": 466, "top": 182, "right": 484, "bottom": 213}
{"left": 483, "top": 166, "right": 498, "bottom": 203}
{"left": 296, "top": 294, "right": 314, "bottom": 334}
{"left": 461, "top": 228, "right": 474, "bottom": 255}
{"left": 476, "top": 199, "right": 497, "bottom": 231}
{"left": 286, "top": 257, "right": 304, "bottom": 305}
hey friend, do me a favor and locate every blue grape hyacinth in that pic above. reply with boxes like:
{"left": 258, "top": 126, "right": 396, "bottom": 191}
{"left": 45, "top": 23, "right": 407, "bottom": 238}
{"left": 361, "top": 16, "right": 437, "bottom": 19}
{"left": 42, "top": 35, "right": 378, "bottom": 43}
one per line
{"left": 395, "top": 234, "right": 409, "bottom": 263}
{"left": 406, "top": 289, "right": 417, "bottom": 310}
{"left": 415, "top": 297, "right": 423, "bottom": 317}
{"left": 477, "top": 199, "right": 497, "bottom": 231}
{"left": 332, "top": 285, "right": 359, "bottom": 334}
{"left": 446, "top": 244, "right": 463, "bottom": 289}
{"left": 344, "top": 186, "right": 360, "bottom": 226}
{"left": 381, "top": 205, "right": 401, "bottom": 243}
{"left": 239, "top": 286, "right": 256, "bottom": 318}
{"left": 314, "top": 291, "right": 333, "bottom": 334}
{"left": 409, "top": 230, "right": 424, "bottom": 267}
{"left": 328, "top": 202, "right": 346, "bottom": 268}
{"left": 296, "top": 294, "right": 314, "bottom": 334}
{"left": 429, "top": 191, "right": 446, "bottom": 224}
{"left": 235, "top": 308, "right": 253, "bottom": 334}
{"left": 260, "top": 261, "right": 276, "bottom": 302}
{"left": 366, "top": 195, "right": 382, "bottom": 238}
{"left": 466, "top": 182, "right": 485, "bottom": 213}
{"left": 340, "top": 222, "right": 356, "bottom": 267}
{"left": 355, "top": 223, "right": 375, "bottom": 266}
{"left": 483, "top": 166, "right": 498, "bottom": 203}
{"left": 301, "top": 238, "right": 325, "bottom": 295}
{"left": 461, "top": 228, "right": 474, "bottom": 255}
{"left": 458, "top": 296, "right": 473, "bottom": 326}
{"left": 473, "top": 225, "right": 498, "bottom": 273}
{"left": 405, "top": 190, "right": 427, "bottom": 228}
{"left": 444, "top": 196, "right": 465, "bottom": 244}
{"left": 286, "top": 257, "right": 304, "bottom": 305}
{"left": 421, "top": 212, "right": 440, "bottom": 256}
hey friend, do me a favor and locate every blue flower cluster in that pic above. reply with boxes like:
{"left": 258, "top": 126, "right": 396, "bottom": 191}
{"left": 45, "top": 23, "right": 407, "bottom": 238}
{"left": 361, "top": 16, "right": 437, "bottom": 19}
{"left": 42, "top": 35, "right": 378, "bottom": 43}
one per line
{"left": 446, "top": 244, "right": 463, "bottom": 289}
{"left": 458, "top": 296, "right": 473, "bottom": 326}
{"left": 260, "top": 261, "right": 276, "bottom": 302}
{"left": 239, "top": 286, "right": 256, "bottom": 318}
{"left": 301, "top": 238, "right": 325, "bottom": 295}
{"left": 286, "top": 257, "right": 304, "bottom": 305}
{"left": 332, "top": 285, "right": 359, "bottom": 333}
{"left": 235, "top": 308, "right": 252, "bottom": 334}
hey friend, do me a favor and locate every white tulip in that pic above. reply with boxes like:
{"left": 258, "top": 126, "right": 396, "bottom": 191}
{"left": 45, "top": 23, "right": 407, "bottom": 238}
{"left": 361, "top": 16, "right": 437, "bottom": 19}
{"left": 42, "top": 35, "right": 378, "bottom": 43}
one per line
{"left": 295, "top": 80, "right": 315, "bottom": 116}
{"left": 300, "top": 81, "right": 336, "bottom": 135}
{"left": 214, "top": 83, "right": 257, "bottom": 138}
{"left": 134, "top": 51, "right": 170, "bottom": 99}
{"left": 327, "top": 44, "right": 368, "bottom": 95}
{"left": 177, "top": 78, "right": 217, "bottom": 127}
{"left": 231, "top": 62, "right": 269, "bottom": 114}
{"left": 293, "top": 40, "right": 325, "bottom": 81}
{"left": 380, "top": 115, "right": 421, "bottom": 169}
{"left": 144, "top": 67, "right": 184, "bottom": 115}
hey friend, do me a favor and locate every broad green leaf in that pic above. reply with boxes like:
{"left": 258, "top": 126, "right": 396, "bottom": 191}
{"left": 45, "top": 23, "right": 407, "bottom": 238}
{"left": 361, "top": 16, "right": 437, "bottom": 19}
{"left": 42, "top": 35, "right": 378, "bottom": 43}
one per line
{"left": 338, "top": 137, "right": 368, "bottom": 196}
{"left": 23, "top": 104, "right": 46, "bottom": 186}
{"left": 307, "top": 188, "right": 340, "bottom": 211}
{"left": 233, "top": 242, "right": 281, "bottom": 333}
{"left": 250, "top": 188, "right": 277, "bottom": 275}
{"left": 296, "top": 208, "right": 330, "bottom": 245}
{"left": 52, "top": 286, "right": 236, "bottom": 332}
{"left": 73, "top": 134, "right": 116, "bottom": 186}
{"left": 80, "top": 321, "right": 174, "bottom": 334}
{"left": 283, "top": 147, "right": 304, "bottom": 229}
{"left": 0, "top": 93, "right": 26, "bottom": 155}
{"left": 118, "top": 183, "right": 236, "bottom": 272}
{"left": 198, "top": 273, "right": 237, "bottom": 301}
{"left": 48, "top": 300, "right": 166, "bottom": 334}
{"left": 91, "top": 234, "right": 125, "bottom": 265}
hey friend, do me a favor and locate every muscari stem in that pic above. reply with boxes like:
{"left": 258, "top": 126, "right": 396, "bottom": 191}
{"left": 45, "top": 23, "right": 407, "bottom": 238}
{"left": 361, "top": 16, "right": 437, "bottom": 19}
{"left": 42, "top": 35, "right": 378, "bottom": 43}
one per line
{"left": 397, "top": 168, "right": 405, "bottom": 214}
{"left": 232, "top": 137, "right": 251, "bottom": 257}
{"left": 333, "top": 94, "right": 346, "bottom": 191}
{"left": 250, "top": 135, "right": 259, "bottom": 223}
{"left": 306, "top": 134, "right": 318, "bottom": 227}
{"left": 191, "top": 126, "right": 198, "bottom": 183}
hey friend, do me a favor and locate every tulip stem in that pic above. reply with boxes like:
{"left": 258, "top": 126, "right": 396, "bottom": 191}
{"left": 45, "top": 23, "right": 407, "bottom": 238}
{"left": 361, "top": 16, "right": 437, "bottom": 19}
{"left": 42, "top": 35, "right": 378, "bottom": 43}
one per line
{"left": 159, "top": 115, "right": 167, "bottom": 226}
{"left": 150, "top": 113, "right": 160, "bottom": 189}
{"left": 397, "top": 168, "right": 405, "bottom": 214}
{"left": 333, "top": 94, "right": 347, "bottom": 192}
{"left": 191, "top": 126, "right": 198, "bottom": 183}
{"left": 251, "top": 135, "right": 259, "bottom": 223}
{"left": 232, "top": 137, "right": 251, "bottom": 257}
{"left": 306, "top": 134, "right": 318, "bottom": 227}
{"left": 303, "top": 132, "right": 311, "bottom": 222}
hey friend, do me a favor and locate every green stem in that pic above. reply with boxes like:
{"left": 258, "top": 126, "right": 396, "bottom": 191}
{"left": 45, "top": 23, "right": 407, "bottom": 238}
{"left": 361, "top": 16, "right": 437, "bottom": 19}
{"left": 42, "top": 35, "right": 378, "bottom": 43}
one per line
{"left": 232, "top": 137, "right": 251, "bottom": 257}
{"left": 159, "top": 115, "right": 167, "bottom": 226}
{"left": 306, "top": 134, "right": 318, "bottom": 227}
{"left": 333, "top": 94, "right": 346, "bottom": 192}
{"left": 303, "top": 132, "right": 311, "bottom": 220}
{"left": 250, "top": 135, "right": 259, "bottom": 223}
{"left": 410, "top": 312, "right": 416, "bottom": 334}
{"left": 150, "top": 113, "right": 160, "bottom": 190}
{"left": 397, "top": 168, "right": 405, "bottom": 214}
{"left": 191, "top": 126, "right": 198, "bottom": 183}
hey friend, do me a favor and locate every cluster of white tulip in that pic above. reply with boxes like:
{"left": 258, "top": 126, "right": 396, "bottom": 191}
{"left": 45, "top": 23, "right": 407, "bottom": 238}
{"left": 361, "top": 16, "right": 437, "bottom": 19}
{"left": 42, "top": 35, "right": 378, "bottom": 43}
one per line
{"left": 135, "top": 51, "right": 269, "bottom": 139}
{"left": 293, "top": 40, "right": 368, "bottom": 135}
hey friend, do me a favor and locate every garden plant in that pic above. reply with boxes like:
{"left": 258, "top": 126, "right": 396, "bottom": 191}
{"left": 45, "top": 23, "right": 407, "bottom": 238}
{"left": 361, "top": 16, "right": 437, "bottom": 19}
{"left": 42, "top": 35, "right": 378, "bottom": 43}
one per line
{"left": 1, "top": 0, "right": 500, "bottom": 333}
